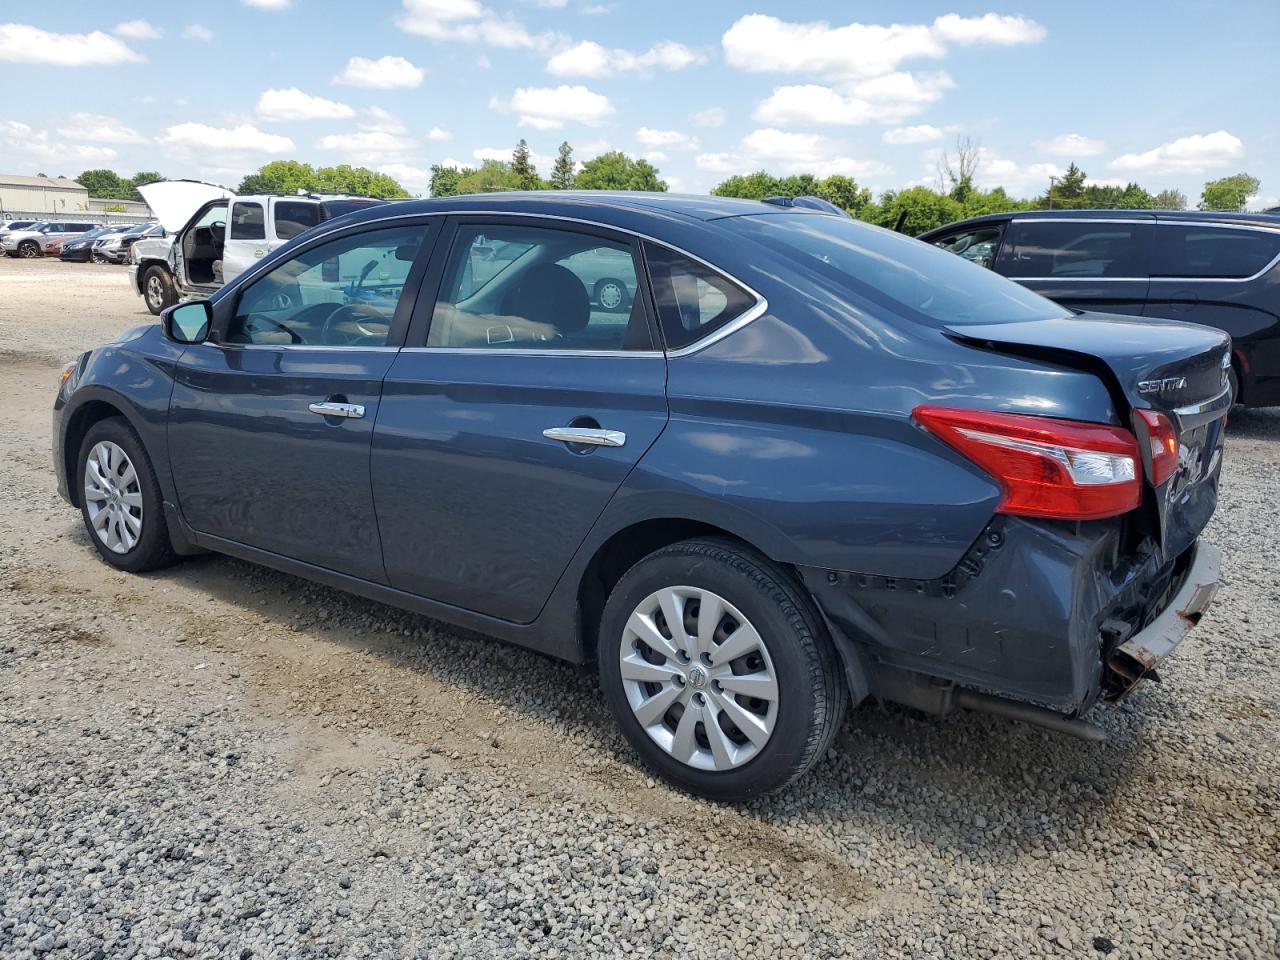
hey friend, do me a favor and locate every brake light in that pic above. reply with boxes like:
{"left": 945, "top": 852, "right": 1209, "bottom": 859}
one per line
{"left": 1134, "top": 409, "right": 1179, "bottom": 486}
{"left": 913, "top": 406, "right": 1141, "bottom": 520}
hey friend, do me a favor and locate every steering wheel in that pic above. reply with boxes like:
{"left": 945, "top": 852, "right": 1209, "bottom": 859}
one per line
{"left": 319, "top": 303, "right": 389, "bottom": 346}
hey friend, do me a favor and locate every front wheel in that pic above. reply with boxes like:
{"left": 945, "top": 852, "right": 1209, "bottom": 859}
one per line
{"left": 594, "top": 278, "right": 629, "bottom": 313}
{"left": 18, "top": 240, "right": 40, "bottom": 258}
{"left": 77, "top": 418, "right": 177, "bottom": 573}
{"left": 142, "top": 265, "right": 176, "bottom": 315}
{"left": 598, "top": 539, "right": 845, "bottom": 801}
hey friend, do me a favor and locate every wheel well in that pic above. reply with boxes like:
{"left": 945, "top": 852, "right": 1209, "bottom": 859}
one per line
{"left": 137, "top": 260, "right": 170, "bottom": 291}
{"left": 62, "top": 401, "right": 128, "bottom": 507}
{"left": 576, "top": 518, "right": 757, "bottom": 660}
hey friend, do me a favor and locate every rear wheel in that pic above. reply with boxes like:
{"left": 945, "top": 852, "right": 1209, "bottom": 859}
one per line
{"left": 598, "top": 538, "right": 845, "bottom": 800}
{"left": 143, "top": 265, "right": 176, "bottom": 315}
{"left": 1228, "top": 363, "right": 1241, "bottom": 407}
{"left": 77, "top": 418, "right": 177, "bottom": 573}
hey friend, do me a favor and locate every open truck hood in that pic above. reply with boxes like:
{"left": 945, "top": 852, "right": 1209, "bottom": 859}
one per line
{"left": 137, "top": 180, "right": 233, "bottom": 232}
{"left": 947, "top": 311, "right": 1232, "bottom": 562}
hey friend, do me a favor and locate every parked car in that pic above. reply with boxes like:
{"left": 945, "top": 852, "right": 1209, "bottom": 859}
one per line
{"left": 54, "top": 193, "right": 1228, "bottom": 800}
{"left": 130, "top": 180, "right": 384, "bottom": 314}
{"left": 94, "top": 221, "right": 164, "bottom": 264}
{"left": 1, "top": 220, "right": 98, "bottom": 258}
{"left": 59, "top": 225, "right": 131, "bottom": 263}
{"left": 920, "top": 210, "right": 1280, "bottom": 407}
{"left": 0, "top": 218, "right": 39, "bottom": 238}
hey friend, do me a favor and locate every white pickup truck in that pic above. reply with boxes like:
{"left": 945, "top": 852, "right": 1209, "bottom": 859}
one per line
{"left": 130, "top": 180, "right": 384, "bottom": 314}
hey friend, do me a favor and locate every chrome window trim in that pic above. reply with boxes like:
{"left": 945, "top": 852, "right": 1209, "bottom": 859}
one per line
{"left": 1005, "top": 217, "right": 1280, "bottom": 283}
{"left": 400, "top": 347, "right": 664, "bottom": 358}
{"left": 228, "top": 209, "right": 768, "bottom": 358}
{"left": 201, "top": 342, "right": 401, "bottom": 353}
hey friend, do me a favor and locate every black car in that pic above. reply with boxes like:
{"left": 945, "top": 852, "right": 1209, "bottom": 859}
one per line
{"left": 59, "top": 226, "right": 129, "bottom": 263}
{"left": 921, "top": 210, "right": 1280, "bottom": 407}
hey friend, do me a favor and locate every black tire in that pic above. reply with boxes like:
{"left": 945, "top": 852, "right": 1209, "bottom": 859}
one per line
{"left": 598, "top": 538, "right": 846, "bottom": 801}
{"left": 593, "top": 277, "right": 630, "bottom": 313}
{"left": 1228, "top": 364, "right": 1241, "bottom": 408}
{"left": 77, "top": 417, "right": 177, "bottom": 573}
{"left": 18, "top": 240, "right": 40, "bottom": 259}
{"left": 142, "top": 265, "right": 177, "bottom": 315}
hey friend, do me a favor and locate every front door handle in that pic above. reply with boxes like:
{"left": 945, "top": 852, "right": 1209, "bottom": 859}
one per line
{"left": 308, "top": 401, "right": 365, "bottom": 419}
{"left": 543, "top": 426, "right": 626, "bottom": 447}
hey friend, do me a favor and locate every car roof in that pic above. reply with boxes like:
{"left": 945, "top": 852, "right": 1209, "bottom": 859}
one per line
{"left": 922, "top": 208, "right": 1280, "bottom": 236}
{"left": 332, "top": 191, "right": 825, "bottom": 229}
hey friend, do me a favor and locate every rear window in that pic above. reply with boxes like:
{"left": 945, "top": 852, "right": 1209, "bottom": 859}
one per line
{"left": 725, "top": 214, "right": 1066, "bottom": 327}
{"left": 995, "top": 220, "right": 1149, "bottom": 278}
{"left": 1153, "top": 224, "right": 1280, "bottom": 279}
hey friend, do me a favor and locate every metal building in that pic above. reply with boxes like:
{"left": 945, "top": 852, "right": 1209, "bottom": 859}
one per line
{"left": 0, "top": 174, "right": 90, "bottom": 216}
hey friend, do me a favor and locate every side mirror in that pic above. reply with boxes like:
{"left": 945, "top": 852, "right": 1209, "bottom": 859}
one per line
{"left": 162, "top": 301, "right": 212, "bottom": 344}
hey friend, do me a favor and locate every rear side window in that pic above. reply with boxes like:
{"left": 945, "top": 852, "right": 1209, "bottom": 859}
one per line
{"left": 230, "top": 202, "right": 265, "bottom": 240}
{"left": 1153, "top": 225, "right": 1280, "bottom": 279}
{"left": 644, "top": 243, "right": 756, "bottom": 350}
{"left": 995, "top": 220, "right": 1149, "bottom": 279}
{"left": 931, "top": 224, "right": 1003, "bottom": 270}
{"left": 275, "top": 200, "right": 321, "bottom": 240}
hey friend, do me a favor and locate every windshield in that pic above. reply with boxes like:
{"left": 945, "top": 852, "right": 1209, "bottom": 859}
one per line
{"left": 726, "top": 213, "right": 1067, "bottom": 327}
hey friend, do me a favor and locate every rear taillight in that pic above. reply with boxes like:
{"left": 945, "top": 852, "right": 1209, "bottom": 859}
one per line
{"left": 1133, "top": 409, "right": 1179, "bottom": 486}
{"left": 913, "top": 406, "right": 1141, "bottom": 520}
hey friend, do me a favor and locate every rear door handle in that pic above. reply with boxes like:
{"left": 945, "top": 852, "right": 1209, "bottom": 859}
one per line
{"left": 543, "top": 426, "right": 626, "bottom": 447}
{"left": 308, "top": 401, "right": 365, "bottom": 419}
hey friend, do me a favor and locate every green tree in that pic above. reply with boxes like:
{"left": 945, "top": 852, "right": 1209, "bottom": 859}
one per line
{"left": 574, "top": 152, "right": 667, "bottom": 192}
{"left": 1199, "top": 173, "right": 1260, "bottom": 212}
{"left": 511, "top": 139, "right": 540, "bottom": 190}
{"left": 237, "top": 160, "right": 319, "bottom": 196}
{"left": 455, "top": 160, "right": 522, "bottom": 194}
{"left": 314, "top": 164, "right": 408, "bottom": 198}
{"left": 550, "top": 141, "right": 575, "bottom": 189}
{"left": 131, "top": 171, "right": 164, "bottom": 188}
{"left": 858, "top": 186, "right": 965, "bottom": 235}
{"left": 430, "top": 163, "right": 469, "bottom": 198}
{"left": 815, "top": 175, "right": 871, "bottom": 215}
{"left": 75, "top": 169, "right": 132, "bottom": 200}
{"left": 1154, "top": 188, "right": 1187, "bottom": 211}
{"left": 711, "top": 171, "right": 782, "bottom": 200}
{"left": 1047, "top": 163, "right": 1088, "bottom": 207}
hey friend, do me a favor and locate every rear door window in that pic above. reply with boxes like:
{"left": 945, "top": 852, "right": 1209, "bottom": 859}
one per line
{"left": 995, "top": 220, "right": 1150, "bottom": 279}
{"left": 274, "top": 200, "right": 322, "bottom": 240}
{"left": 1153, "top": 224, "right": 1280, "bottom": 279}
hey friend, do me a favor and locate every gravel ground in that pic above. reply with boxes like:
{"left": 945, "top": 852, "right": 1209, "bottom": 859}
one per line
{"left": 1, "top": 257, "right": 1277, "bottom": 959}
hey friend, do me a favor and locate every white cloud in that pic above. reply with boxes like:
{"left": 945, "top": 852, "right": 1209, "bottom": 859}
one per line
{"left": 722, "top": 12, "right": 1043, "bottom": 80}
{"left": 546, "top": 39, "right": 703, "bottom": 77}
{"left": 243, "top": 0, "right": 291, "bottom": 8}
{"left": 931, "top": 13, "right": 1047, "bottom": 45}
{"left": 182, "top": 24, "right": 214, "bottom": 42}
{"left": 490, "top": 84, "right": 613, "bottom": 130}
{"left": 755, "top": 72, "right": 953, "bottom": 127}
{"left": 316, "top": 130, "right": 416, "bottom": 162}
{"left": 56, "top": 113, "right": 146, "bottom": 144}
{"left": 697, "top": 128, "right": 892, "bottom": 179}
{"left": 257, "top": 87, "right": 355, "bottom": 122}
{"left": 398, "top": 0, "right": 556, "bottom": 50}
{"left": 642, "top": 151, "right": 668, "bottom": 164}
{"left": 361, "top": 107, "right": 407, "bottom": 134}
{"left": 113, "top": 20, "right": 162, "bottom": 40}
{"left": 690, "top": 107, "right": 726, "bottom": 128}
{"left": 1109, "top": 131, "right": 1245, "bottom": 174}
{"left": 426, "top": 126, "right": 454, "bottom": 141}
{"left": 0, "top": 24, "right": 143, "bottom": 65}
{"left": 582, "top": 3, "right": 613, "bottom": 13}
{"left": 378, "top": 163, "right": 434, "bottom": 194}
{"left": 162, "top": 122, "right": 294, "bottom": 153}
{"left": 0, "top": 120, "right": 119, "bottom": 166}
{"left": 536, "top": 0, "right": 569, "bottom": 6}
{"left": 1034, "top": 133, "right": 1106, "bottom": 157}
{"left": 1247, "top": 195, "right": 1279, "bottom": 212}
{"left": 332, "top": 55, "right": 425, "bottom": 89}
{"left": 883, "top": 124, "right": 944, "bottom": 145}
{"left": 635, "top": 128, "right": 697, "bottom": 150}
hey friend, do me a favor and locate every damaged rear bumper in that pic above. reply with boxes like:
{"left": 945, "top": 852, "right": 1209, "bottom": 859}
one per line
{"left": 1104, "top": 540, "right": 1221, "bottom": 700}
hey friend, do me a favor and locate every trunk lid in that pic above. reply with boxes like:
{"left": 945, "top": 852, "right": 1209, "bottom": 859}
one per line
{"left": 947, "top": 311, "right": 1231, "bottom": 560}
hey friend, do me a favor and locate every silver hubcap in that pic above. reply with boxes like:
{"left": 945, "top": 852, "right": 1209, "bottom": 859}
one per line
{"left": 83, "top": 441, "right": 143, "bottom": 554}
{"left": 599, "top": 282, "right": 624, "bottom": 310}
{"left": 146, "top": 275, "right": 163, "bottom": 307}
{"left": 620, "top": 586, "right": 779, "bottom": 771}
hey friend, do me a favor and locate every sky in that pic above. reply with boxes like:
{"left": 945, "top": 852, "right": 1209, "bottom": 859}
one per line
{"left": 1, "top": 1, "right": 1276, "bottom": 207}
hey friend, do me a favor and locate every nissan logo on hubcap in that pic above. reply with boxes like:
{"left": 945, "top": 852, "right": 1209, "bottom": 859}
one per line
{"left": 687, "top": 665, "right": 708, "bottom": 689}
